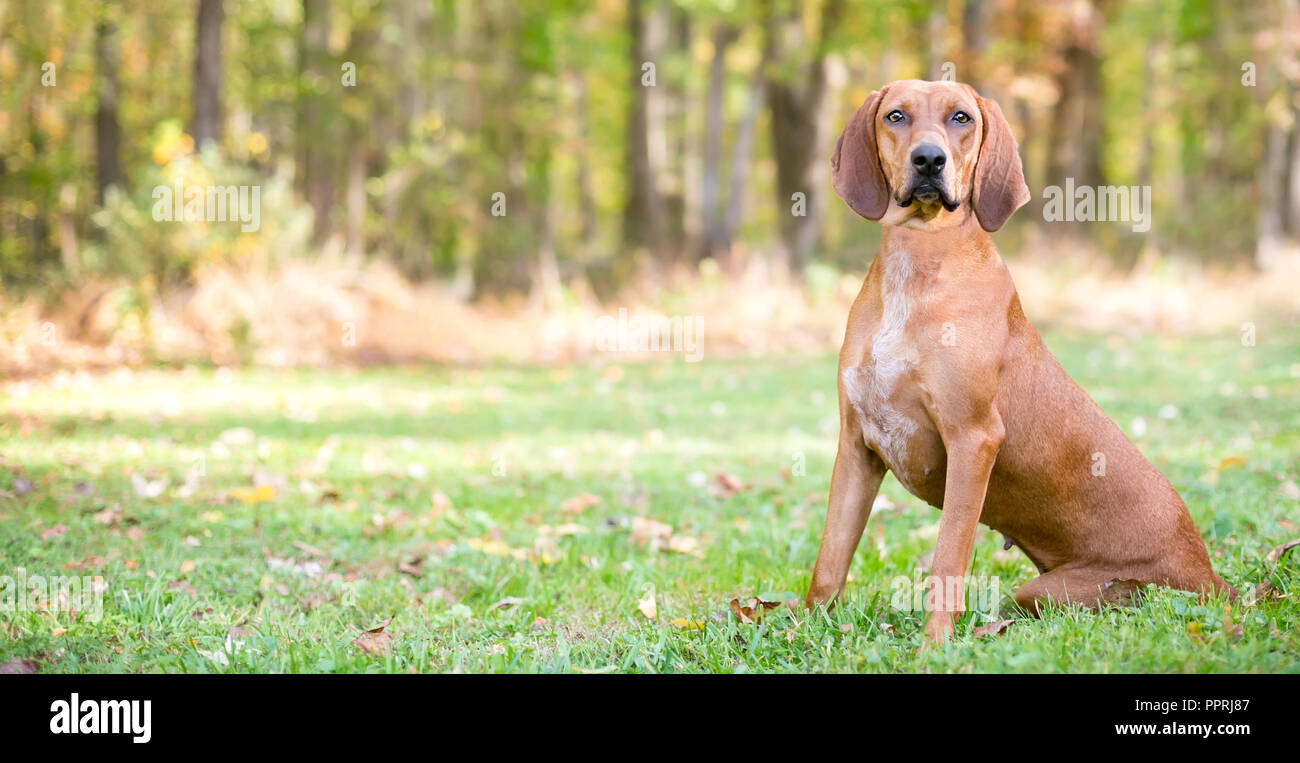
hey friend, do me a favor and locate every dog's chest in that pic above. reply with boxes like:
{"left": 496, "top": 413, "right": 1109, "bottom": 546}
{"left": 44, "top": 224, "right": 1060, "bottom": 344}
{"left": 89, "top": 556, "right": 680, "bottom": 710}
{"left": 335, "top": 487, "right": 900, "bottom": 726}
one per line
{"left": 841, "top": 253, "right": 943, "bottom": 498}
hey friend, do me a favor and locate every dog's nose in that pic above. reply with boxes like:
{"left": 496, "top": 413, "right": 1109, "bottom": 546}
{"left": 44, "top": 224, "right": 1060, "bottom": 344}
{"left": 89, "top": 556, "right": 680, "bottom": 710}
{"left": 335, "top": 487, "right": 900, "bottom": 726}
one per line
{"left": 910, "top": 144, "right": 947, "bottom": 177}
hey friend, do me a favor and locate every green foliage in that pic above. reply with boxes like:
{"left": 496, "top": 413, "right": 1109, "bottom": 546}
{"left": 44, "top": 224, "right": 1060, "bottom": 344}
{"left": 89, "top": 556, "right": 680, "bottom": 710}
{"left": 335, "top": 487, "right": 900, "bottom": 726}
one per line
{"left": 1, "top": 324, "right": 1297, "bottom": 672}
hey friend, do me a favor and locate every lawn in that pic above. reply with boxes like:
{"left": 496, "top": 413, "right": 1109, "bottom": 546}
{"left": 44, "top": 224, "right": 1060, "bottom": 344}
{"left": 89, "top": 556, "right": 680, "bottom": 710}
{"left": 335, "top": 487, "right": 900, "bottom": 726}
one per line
{"left": 1, "top": 324, "right": 1298, "bottom": 673}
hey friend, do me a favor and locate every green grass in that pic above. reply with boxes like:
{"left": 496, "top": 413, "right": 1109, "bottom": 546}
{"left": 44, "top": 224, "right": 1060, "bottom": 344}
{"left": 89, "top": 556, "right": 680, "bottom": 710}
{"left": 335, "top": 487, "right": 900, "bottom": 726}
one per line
{"left": 1, "top": 325, "right": 1298, "bottom": 673}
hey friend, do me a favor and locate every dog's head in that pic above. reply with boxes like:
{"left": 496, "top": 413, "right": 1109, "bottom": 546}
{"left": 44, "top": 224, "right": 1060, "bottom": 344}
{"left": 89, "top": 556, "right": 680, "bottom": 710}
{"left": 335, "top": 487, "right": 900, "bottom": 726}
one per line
{"left": 831, "top": 79, "right": 1029, "bottom": 232}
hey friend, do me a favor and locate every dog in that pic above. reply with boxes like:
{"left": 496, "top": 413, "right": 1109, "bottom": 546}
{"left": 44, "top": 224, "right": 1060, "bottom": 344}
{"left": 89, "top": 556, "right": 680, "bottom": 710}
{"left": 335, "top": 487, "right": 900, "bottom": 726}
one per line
{"left": 804, "top": 80, "right": 1233, "bottom": 644}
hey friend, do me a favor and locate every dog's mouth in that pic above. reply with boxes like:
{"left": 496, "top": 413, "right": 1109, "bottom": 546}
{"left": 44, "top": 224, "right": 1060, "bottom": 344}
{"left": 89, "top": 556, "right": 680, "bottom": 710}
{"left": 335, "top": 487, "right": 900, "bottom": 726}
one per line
{"left": 896, "top": 181, "right": 959, "bottom": 212}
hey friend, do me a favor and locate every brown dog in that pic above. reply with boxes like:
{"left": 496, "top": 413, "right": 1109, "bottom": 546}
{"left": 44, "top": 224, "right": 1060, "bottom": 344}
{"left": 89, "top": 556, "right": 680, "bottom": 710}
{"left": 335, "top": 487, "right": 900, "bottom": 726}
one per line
{"left": 805, "top": 80, "right": 1232, "bottom": 644}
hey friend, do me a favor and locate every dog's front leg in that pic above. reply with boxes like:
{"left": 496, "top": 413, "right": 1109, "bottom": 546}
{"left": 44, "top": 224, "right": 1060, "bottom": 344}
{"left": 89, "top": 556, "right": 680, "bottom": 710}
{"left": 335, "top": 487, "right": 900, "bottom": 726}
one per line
{"left": 806, "top": 425, "right": 886, "bottom": 610}
{"left": 924, "top": 410, "right": 1005, "bottom": 644}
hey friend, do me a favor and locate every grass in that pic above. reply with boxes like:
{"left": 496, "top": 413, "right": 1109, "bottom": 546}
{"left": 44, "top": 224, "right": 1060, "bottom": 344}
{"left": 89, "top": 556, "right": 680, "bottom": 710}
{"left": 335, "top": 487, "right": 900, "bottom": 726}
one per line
{"left": 1, "top": 324, "right": 1298, "bottom": 673}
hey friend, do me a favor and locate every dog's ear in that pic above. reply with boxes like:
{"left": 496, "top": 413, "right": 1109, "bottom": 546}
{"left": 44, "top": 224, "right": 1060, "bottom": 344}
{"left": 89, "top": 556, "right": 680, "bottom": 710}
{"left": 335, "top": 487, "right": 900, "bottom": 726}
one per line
{"left": 831, "top": 88, "right": 890, "bottom": 221}
{"left": 971, "top": 94, "right": 1030, "bottom": 232}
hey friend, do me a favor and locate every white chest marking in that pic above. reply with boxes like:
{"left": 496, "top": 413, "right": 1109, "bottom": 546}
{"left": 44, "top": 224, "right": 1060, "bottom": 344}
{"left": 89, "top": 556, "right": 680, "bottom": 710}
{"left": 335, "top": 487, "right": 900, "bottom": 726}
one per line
{"left": 842, "top": 252, "right": 921, "bottom": 490}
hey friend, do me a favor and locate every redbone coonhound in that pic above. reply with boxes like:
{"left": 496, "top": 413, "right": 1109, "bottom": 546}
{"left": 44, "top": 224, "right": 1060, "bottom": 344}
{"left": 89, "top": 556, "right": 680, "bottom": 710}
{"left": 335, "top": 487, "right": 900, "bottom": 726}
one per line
{"left": 805, "top": 80, "right": 1233, "bottom": 645}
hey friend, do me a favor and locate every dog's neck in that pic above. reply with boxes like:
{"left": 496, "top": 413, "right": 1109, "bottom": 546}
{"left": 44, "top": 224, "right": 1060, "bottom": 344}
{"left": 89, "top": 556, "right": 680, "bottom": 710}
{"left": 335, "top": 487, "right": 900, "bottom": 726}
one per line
{"left": 877, "top": 210, "right": 995, "bottom": 274}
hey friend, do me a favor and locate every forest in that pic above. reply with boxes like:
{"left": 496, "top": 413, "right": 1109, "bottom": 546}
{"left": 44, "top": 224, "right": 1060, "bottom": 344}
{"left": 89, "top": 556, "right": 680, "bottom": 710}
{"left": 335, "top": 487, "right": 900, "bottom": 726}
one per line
{"left": 4, "top": 0, "right": 1296, "bottom": 310}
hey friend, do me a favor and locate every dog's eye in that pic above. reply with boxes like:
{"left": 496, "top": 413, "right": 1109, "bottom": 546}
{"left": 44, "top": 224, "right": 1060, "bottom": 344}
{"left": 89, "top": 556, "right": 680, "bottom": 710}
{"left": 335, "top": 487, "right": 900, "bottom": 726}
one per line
{"left": 951, "top": 111, "right": 972, "bottom": 125}
{"left": 885, "top": 110, "right": 905, "bottom": 124}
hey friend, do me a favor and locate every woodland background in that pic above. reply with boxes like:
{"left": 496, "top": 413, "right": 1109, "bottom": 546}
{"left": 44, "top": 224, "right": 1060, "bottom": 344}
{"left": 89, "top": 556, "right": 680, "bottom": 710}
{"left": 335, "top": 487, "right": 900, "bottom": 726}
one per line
{"left": 2, "top": 0, "right": 1299, "bottom": 370}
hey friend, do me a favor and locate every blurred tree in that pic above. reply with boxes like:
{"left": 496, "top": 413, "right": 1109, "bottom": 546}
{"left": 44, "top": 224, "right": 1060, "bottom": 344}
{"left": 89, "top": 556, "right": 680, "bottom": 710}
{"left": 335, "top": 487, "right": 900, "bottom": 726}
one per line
{"left": 192, "top": 0, "right": 223, "bottom": 151}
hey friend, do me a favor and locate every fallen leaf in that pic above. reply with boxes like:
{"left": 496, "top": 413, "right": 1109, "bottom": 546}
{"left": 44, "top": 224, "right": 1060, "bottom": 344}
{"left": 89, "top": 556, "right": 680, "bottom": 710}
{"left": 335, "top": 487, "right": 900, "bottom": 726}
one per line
{"left": 0, "top": 659, "right": 39, "bottom": 674}
{"left": 714, "top": 471, "right": 746, "bottom": 497}
{"left": 292, "top": 540, "right": 329, "bottom": 557}
{"left": 180, "top": 559, "right": 196, "bottom": 574}
{"left": 130, "top": 472, "right": 167, "bottom": 499}
{"left": 50, "top": 627, "right": 67, "bottom": 637}
{"left": 637, "top": 589, "right": 657, "bottom": 620}
{"left": 669, "top": 618, "right": 705, "bottom": 630}
{"left": 1244, "top": 580, "right": 1280, "bottom": 606}
{"left": 729, "top": 596, "right": 781, "bottom": 625}
{"left": 353, "top": 616, "right": 395, "bottom": 656}
{"left": 229, "top": 485, "right": 275, "bottom": 504}
{"left": 561, "top": 492, "right": 602, "bottom": 514}
{"left": 972, "top": 619, "right": 1015, "bottom": 638}
{"left": 166, "top": 580, "right": 197, "bottom": 597}
{"left": 92, "top": 507, "right": 121, "bottom": 526}
{"left": 1101, "top": 578, "right": 1146, "bottom": 606}
{"left": 1216, "top": 456, "right": 1247, "bottom": 471}
{"left": 1223, "top": 605, "right": 1243, "bottom": 640}
{"left": 1266, "top": 538, "right": 1300, "bottom": 565}
{"left": 552, "top": 523, "right": 589, "bottom": 537}
{"left": 628, "top": 516, "right": 673, "bottom": 545}
{"left": 40, "top": 524, "right": 68, "bottom": 541}
{"left": 490, "top": 597, "right": 524, "bottom": 611}
{"left": 431, "top": 490, "right": 452, "bottom": 515}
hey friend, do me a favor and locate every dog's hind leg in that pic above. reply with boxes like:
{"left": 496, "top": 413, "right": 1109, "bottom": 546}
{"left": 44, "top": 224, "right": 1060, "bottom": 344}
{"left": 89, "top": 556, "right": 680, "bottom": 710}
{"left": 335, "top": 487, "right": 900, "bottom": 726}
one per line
{"left": 1012, "top": 566, "right": 1145, "bottom": 617}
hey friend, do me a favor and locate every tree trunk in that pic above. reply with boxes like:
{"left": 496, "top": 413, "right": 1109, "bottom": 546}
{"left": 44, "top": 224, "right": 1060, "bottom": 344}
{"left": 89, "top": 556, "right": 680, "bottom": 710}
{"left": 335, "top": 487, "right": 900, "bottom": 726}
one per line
{"left": 623, "top": 0, "right": 669, "bottom": 260}
{"left": 192, "top": 0, "right": 224, "bottom": 151}
{"left": 1047, "top": 0, "right": 1105, "bottom": 191}
{"left": 700, "top": 25, "right": 736, "bottom": 262}
{"left": 960, "top": 0, "right": 987, "bottom": 89}
{"left": 764, "top": 0, "right": 844, "bottom": 275}
{"left": 721, "top": 41, "right": 769, "bottom": 272}
{"left": 94, "top": 12, "right": 124, "bottom": 202}
{"left": 298, "top": 0, "right": 334, "bottom": 245}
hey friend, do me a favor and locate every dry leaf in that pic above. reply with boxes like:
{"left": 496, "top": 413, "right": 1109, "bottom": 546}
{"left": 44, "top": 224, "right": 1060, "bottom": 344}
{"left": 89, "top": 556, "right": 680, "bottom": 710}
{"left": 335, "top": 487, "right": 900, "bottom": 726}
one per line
{"left": 972, "top": 619, "right": 1015, "bottom": 638}
{"left": 729, "top": 597, "right": 780, "bottom": 625}
{"left": 628, "top": 516, "right": 673, "bottom": 545}
{"left": 714, "top": 471, "right": 746, "bottom": 497}
{"left": 166, "top": 580, "right": 197, "bottom": 597}
{"left": 180, "top": 559, "right": 196, "bottom": 574}
{"left": 40, "top": 524, "right": 69, "bottom": 541}
{"left": 1266, "top": 538, "right": 1300, "bottom": 565}
{"left": 92, "top": 507, "right": 121, "bottom": 526}
{"left": 0, "top": 659, "right": 39, "bottom": 674}
{"left": 431, "top": 490, "right": 452, "bottom": 515}
{"left": 490, "top": 597, "right": 524, "bottom": 611}
{"left": 1216, "top": 456, "right": 1247, "bottom": 471}
{"left": 354, "top": 615, "right": 396, "bottom": 655}
{"left": 353, "top": 630, "right": 393, "bottom": 656}
{"left": 561, "top": 492, "right": 601, "bottom": 514}
{"left": 1101, "top": 578, "right": 1146, "bottom": 606}
{"left": 229, "top": 485, "right": 275, "bottom": 504}
{"left": 637, "top": 590, "right": 657, "bottom": 620}
{"left": 130, "top": 472, "right": 167, "bottom": 498}
{"left": 50, "top": 627, "right": 67, "bottom": 637}
{"left": 1244, "top": 580, "right": 1279, "bottom": 606}
{"left": 663, "top": 534, "right": 700, "bottom": 555}
{"left": 292, "top": 540, "right": 329, "bottom": 557}
{"left": 669, "top": 618, "right": 705, "bottom": 630}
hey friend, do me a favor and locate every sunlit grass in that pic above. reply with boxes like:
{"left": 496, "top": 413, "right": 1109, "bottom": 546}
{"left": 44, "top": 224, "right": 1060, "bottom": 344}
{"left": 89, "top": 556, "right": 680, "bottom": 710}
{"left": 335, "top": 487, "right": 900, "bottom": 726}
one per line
{"left": 1, "top": 325, "right": 1297, "bottom": 673}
